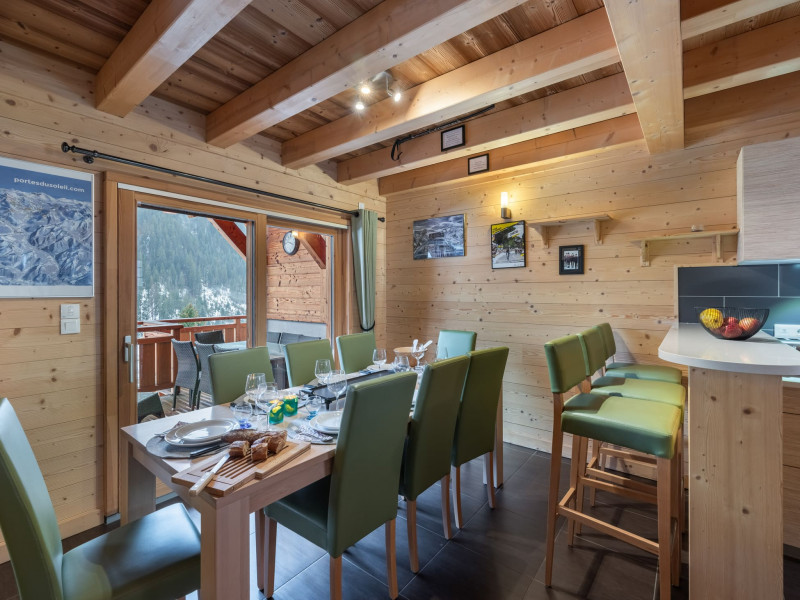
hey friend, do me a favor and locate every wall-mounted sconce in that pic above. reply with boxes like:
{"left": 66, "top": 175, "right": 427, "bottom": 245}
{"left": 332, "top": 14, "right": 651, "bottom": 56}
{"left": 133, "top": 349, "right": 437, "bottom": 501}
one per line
{"left": 500, "top": 192, "right": 511, "bottom": 219}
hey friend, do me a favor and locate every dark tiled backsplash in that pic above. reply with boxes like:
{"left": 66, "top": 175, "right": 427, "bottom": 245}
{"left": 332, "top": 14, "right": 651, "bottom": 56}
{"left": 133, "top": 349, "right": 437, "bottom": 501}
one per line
{"left": 677, "top": 264, "right": 800, "bottom": 335}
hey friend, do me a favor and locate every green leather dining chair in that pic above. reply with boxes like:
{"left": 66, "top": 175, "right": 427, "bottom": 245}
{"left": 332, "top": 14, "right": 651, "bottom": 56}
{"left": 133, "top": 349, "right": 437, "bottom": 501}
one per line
{"left": 208, "top": 346, "right": 274, "bottom": 405}
{"left": 257, "top": 372, "right": 417, "bottom": 600}
{"left": 336, "top": 331, "right": 376, "bottom": 373}
{"left": 0, "top": 397, "right": 201, "bottom": 600}
{"left": 400, "top": 355, "right": 469, "bottom": 572}
{"left": 450, "top": 346, "right": 509, "bottom": 528}
{"left": 283, "top": 339, "right": 335, "bottom": 386}
{"left": 597, "top": 322, "right": 681, "bottom": 383}
{"left": 436, "top": 329, "right": 477, "bottom": 359}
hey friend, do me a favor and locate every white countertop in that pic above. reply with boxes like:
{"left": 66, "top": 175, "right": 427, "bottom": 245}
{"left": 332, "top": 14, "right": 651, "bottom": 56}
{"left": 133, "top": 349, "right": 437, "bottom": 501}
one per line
{"left": 658, "top": 323, "right": 800, "bottom": 375}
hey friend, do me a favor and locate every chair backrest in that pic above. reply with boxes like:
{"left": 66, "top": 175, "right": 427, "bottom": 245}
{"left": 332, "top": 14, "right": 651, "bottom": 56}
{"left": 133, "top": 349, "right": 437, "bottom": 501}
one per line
{"left": 283, "top": 339, "right": 334, "bottom": 387}
{"left": 208, "top": 347, "right": 274, "bottom": 405}
{"left": 597, "top": 322, "right": 616, "bottom": 359}
{"left": 577, "top": 327, "right": 607, "bottom": 377}
{"left": 194, "top": 330, "right": 225, "bottom": 344}
{"left": 195, "top": 342, "right": 217, "bottom": 396}
{"left": 451, "top": 347, "right": 509, "bottom": 467}
{"left": 327, "top": 372, "right": 416, "bottom": 558}
{"left": 0, "top": 398, "right": 64, "bottom": 600}
{"left": 437, "top": 329, "right": 477, "bottom": 359}
{"left": 543, "top": 335, "right": 586, "bottom": 394}
{"left": 401, "top": 356, "right": 470, "bottom": 501}
{"left": 336, "top": 331, "right": 376, "bottom": 373}
{"left": 171, "top": 339, "right": 199, "bottom": 388}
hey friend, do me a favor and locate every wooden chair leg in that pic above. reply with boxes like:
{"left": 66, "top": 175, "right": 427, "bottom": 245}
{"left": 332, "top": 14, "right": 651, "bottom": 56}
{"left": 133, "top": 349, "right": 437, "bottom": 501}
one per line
{"left": 657, "top": 457, "right": 672, "bottom": 600}
{"left": 264, "top": 515, "right": 277, "bottom": 598}
{"left": 545, "top": 424, "right": 564, "bottom": 586}
{"left": 440, "top": 474, "right": 452, "bottom": 539}
{"left": 330, "top": 555, "right": 343, "bottom": 600}
{"left": 385, "top": 519, "right": 399, "bottom": 599}
{"left": 256, "top": 510, "right": 265, "bottom": 591}
{"left": 567, "top": 435, "right": 583, "bottom": 546}
{"left": 678, "top": 423, "right": 685, "bottom": 539}
{"left": 671, "top": 452, "right": 681, "bottom": 586}
{"left": 172, "top": 386, "right": 178, "bottom": 410}
{"left": 484, "top": 452, "right": 495, "bottom": 508}
{"left": 589, "top": 439, "right": 602, "bottom": 507}
{"left": 406, "top": 499, "right": 419, "bottom": 572}
{"left": 452, "top": 465, "right": 463, "bottom": 529}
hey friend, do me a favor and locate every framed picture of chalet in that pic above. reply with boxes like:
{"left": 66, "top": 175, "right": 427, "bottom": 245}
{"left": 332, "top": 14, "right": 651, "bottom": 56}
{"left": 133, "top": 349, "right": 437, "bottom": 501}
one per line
{"left": 0, "top": 155, "right": 94, "bottom": 297}
{"left": 412, "top": 214, "right": 466, "bottom": 260}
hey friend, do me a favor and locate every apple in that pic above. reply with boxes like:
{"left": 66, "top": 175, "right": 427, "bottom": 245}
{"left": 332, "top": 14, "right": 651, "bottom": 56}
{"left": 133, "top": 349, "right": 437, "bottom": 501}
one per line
{"left": 738, "top": 317, "right": 759, "bottom": 333}
{"left": 722, "top": 323, "right": 743, "bottom": 339}
{"left": 724, "top": 316, "right": 738, "bottom": 326}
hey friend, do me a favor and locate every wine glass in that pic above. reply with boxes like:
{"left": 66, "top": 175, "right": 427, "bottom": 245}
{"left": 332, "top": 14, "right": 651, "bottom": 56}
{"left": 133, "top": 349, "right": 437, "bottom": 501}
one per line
{"left": 256, "top": 382, "right": 278, "bottom": 431}
{"left": 315, "top": 359, "right": 332, "bottom": 385}
{"left": 326, "top": 369, "right": 347, "bottom": 410}
{"left": 245, "top": 373, "right": 266, "bottom": 404}
{"left": 372, "top": 348, "right": 387, "bottom": 370}
{"left": 230, "top": 399, "right": 253, "bottom": 429}
{"left": 411, "top": 347, "right": 426, "bottom": 371}
{"left": 393, "top": 355, "right": 410, "bottom": 372}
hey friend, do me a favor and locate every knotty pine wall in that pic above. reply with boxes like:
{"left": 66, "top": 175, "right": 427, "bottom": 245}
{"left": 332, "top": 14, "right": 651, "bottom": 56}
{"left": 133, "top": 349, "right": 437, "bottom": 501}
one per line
{"left": 0, "top": 41, "right": 385, "bottom": 561}
{"left": 384, "top": 70, "right": 800, "bottom": 454}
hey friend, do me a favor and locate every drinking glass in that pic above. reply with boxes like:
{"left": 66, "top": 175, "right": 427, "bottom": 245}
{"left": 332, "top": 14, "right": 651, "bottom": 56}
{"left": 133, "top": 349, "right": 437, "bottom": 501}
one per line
{"left": 393, "top": 355, "right": 410, "bottom": 372}
{"left": 411, "top": 347, "right": 426, "bottom": 371}
{"left": 255, "top": 384, "right": 277, "bottom": 431}
{"left": 230, "top": 399, "right": 253, "bottom": 429}
{"left": 306, "top": 396, "right": 323, "bottom": 420}
{"left": 327, "top": 369, "right": 348, "bottom": 410}
{"left": 245, "top": 372, "right": 267, "bottom": 404}
{"left": 372, "top": 348, "right": 387, "bottom": 369}
{"left": 315, "top": 359, "right": 332, "bottom": 385}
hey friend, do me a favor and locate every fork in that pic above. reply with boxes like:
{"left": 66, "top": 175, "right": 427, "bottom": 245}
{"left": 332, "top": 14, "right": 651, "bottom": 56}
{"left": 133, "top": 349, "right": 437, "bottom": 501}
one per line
{"left": 295, "top": 423, "right": 334, "bottom": 443}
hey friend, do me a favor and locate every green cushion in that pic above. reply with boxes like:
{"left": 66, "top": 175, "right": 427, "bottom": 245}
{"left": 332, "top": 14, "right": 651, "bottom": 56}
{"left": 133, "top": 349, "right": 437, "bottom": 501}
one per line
{"left": 562, "top": 392, "right": 680, "bottom": 459}
{"left": 265, "top": 372, "right": 416, "bottom": 558}
{"left": 436, "top": 330, "right": 476, "bottom": 359}
{"left": 62, "top": 504, "right": 201, "bottom": 600}
{"left": 597, "top": 322, "right": 617, "bottom": 356}
{"left": 591, "top": 375, "right": 685, "bottom": 414}
{"left": 452, "top": 347, "right": 509, "bottom": 467}
{"left": 283, "top": 339, "right": 334, "bottom": 387}
{"left": 577, "top": 327, "right": 608, "bottom": 376}
{"left": 336, "top": 332, "right": 376, "bottom": 373}
{"left": 543, "top": 335, "right": 586, "bottom": 394}
{"left": 605, "top": 363, "right": 682, "bottom": 384}
{"left": 400, "top": 356, "right": 470, "bottom": 501}
{"left": 208, "top": 346, "right": 274, "bottom": 405}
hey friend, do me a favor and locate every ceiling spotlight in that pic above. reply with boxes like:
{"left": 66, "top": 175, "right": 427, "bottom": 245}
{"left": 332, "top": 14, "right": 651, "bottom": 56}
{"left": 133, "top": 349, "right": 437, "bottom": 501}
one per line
{"left": 355, "top": 98, "right": 365, "bottom": 111}
{"left": 359, "top": 83, "right": 371, "bottom": 95}
{"left": 391, "top": 88, "right": 402, "bottom": 102}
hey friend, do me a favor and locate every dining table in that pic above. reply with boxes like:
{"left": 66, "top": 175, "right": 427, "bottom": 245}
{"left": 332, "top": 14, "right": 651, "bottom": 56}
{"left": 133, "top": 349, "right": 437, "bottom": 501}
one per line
{"left": 119, "top": 365, "right": 504, "bottom": 600}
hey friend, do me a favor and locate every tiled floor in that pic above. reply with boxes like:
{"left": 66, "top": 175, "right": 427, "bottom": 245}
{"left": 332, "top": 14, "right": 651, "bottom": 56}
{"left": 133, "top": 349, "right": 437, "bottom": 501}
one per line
{"left": 3, "top": 443, "right": 799, "bottom": 599}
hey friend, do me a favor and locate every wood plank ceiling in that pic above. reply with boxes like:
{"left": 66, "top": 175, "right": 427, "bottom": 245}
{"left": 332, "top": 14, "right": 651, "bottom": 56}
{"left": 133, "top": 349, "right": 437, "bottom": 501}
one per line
{"left": 1, "top": 0, "right": 800, "bottom": 190}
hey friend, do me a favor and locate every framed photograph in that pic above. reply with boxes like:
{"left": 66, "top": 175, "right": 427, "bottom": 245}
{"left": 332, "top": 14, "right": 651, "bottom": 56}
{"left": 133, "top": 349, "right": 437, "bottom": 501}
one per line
{"left": 0, "top": 156, "right": 94, "bottom": 297}
{"left": 413, "top": 214, "right": 465, "bottom": 260}
{"left": 559, "top": 245, "right": 584, "bottom": 275}
{"left": 468, "top": 153, "right": 489, "bottom": 175}
{"left": 491, "top": 221, "right": 526, "bottom": 269}
{"left": 441, "top": 125, "right": 465, "bottom": 151}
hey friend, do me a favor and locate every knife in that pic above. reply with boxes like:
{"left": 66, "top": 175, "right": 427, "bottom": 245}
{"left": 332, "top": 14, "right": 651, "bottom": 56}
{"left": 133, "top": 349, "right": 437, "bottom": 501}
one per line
{"left": 189, "top": 453, "right": 230, "bottom": 496}
{"left": 188, "top": 443, "right": 228, "bottom": 459}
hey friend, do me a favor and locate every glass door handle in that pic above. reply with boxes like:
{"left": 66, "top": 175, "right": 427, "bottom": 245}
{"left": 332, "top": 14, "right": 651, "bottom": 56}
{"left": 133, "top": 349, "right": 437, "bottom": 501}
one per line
{"left": 123, "top": 335, "right": 136, "bottom": 384}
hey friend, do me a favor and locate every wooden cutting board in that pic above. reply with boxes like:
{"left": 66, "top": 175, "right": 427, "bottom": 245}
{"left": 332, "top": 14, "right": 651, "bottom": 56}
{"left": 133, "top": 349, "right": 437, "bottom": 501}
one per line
{"left": 171, "top": 440, "right": 311, "bottom": 497}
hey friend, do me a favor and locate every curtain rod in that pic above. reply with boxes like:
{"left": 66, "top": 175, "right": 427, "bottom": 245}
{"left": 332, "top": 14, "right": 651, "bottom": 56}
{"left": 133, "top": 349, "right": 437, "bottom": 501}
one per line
{"left": 61, "top": 142, "right": 385, "bottom": 222}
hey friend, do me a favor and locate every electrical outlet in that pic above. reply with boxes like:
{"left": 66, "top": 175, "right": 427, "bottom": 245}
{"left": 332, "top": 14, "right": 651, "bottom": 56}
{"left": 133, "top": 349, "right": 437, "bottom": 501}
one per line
{"left": 60, "top": 303, "right": 80, "bottom": 319}
{"left": 60, "top": 319, "right": 80, "bottom": 335}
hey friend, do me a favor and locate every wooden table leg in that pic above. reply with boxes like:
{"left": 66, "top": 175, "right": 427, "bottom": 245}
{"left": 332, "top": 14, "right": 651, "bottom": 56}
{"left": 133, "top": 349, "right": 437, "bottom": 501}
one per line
{"left": 198, "top": 497, "right": 250, "bottom": 600}
{"left": 119, "top": 437, "right": 155, "bottom": 524}
{"left": 494, "top": 388, "right": 504, "bottom": 488}
{"left": 688, "top": 367, "right": 782, "bottom": 599}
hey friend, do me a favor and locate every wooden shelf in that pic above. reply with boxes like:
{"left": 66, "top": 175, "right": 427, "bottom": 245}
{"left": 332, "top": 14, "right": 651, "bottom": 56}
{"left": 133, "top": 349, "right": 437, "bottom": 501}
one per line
{"left": 528, "top": 213, "right": 611, "bottom": 248}
{"left": 634, "top": 229, "right": 739, "bottom": 266}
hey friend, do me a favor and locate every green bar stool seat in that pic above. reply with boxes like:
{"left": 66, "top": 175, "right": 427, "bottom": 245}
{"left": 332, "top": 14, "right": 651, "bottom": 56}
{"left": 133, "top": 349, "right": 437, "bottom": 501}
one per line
{"left": 436, "top": 329, "right": 477, "bottom": 359}
{"left": 336, "top": 331, "right": 376, "bottom": 373}
{"left": 208, "top": 346, "right": 274, "bottom": 405}
{"left": 284, "top": 339, "right": 335, "bottom": 387}
{"left": 598, "top": 323, "right": 682, "bottom": 384}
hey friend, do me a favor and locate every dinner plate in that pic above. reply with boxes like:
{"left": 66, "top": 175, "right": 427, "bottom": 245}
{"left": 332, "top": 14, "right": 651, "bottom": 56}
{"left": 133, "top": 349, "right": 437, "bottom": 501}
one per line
{"left": 311, "top": 411, "right": 343, "bottom": 433}
{"left": 164, "top": 419, "right": 237, "bottom": 447}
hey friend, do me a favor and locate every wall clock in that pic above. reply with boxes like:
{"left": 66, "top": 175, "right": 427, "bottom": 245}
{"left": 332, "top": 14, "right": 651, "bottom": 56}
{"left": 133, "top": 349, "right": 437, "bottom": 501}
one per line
{"left": 282, "top": 231, "right": 300, "bottom": 255}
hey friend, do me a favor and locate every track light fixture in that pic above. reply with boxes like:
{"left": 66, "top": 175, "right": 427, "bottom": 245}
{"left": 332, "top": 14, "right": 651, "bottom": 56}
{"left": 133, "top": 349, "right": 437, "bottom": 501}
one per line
{"left": 355, "top": 98, "right": 365, "bottom": 111}
{"left": 353, "top": 71, "right": 402, "bottom": 111}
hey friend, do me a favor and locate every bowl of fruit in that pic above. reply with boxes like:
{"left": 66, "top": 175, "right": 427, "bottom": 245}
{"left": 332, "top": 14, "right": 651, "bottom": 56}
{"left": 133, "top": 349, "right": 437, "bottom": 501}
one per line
{"left": 696, "top": 307, "right": 769, "bottom": 340}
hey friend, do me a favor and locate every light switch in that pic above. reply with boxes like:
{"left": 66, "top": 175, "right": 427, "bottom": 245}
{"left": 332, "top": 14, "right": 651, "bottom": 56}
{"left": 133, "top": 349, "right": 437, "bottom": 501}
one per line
{"left": 60, "top": 304, "right": 80, "bottom": 319}
{"left": 60, "top": 319, "right": 80, "bottom": 335}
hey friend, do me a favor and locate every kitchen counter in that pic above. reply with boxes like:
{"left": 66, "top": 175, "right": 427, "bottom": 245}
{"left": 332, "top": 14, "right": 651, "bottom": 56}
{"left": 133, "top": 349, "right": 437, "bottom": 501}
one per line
{"left": 659, "top": 323, "right": 800, "bottom": 599}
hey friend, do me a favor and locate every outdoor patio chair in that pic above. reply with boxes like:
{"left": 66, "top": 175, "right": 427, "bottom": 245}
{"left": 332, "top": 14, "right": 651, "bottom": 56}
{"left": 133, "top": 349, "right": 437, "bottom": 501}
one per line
{"left": 194, "top": 330, "right": 225, "bottom": 344}
{"left": 194, "top": 341, "right": 217, "bottom": 408}
{"left": 171, "top": 339, "right": 199, "bottom": 410}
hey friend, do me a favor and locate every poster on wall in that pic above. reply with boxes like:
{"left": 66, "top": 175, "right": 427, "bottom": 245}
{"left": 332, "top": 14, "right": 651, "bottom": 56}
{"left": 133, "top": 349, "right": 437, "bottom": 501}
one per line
{"left": 490, "top": 221, "right": 526, "bottom": 269}
{"left": 413, "top": 214, "right": 465, "bottom": 259}
{"left": 0, "top": 155, "right": 94, "bottom": 297}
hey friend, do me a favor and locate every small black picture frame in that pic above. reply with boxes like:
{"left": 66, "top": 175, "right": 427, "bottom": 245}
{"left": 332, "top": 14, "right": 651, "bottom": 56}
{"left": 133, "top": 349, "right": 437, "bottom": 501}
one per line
{"left": 467, "top": 153, "right": 489, "bottom": 175}
{"left": 559, "top": 244, "right": 584, "bottom": 275}
{"left": 441, "top": 125, "right": 465, "bottom": 151}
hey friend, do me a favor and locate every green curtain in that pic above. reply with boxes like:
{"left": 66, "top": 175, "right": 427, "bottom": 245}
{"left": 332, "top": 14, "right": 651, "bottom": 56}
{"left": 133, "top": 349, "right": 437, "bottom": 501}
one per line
{"left": 351, "top": 208, "right": 377, "bottom": 331}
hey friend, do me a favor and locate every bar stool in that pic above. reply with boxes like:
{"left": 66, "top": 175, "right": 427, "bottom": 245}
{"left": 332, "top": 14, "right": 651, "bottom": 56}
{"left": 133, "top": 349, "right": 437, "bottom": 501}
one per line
{"left": 598, "top": 322, "right": 682, "bottom": 383}
{"left": 544, "top": 335, "right": 681, "bottom": 599}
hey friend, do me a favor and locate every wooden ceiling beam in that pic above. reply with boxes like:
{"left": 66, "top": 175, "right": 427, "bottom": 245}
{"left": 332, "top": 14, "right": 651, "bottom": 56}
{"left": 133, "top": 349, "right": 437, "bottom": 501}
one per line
{"left": 206, "top": 0, "right": 531, "bottom": 148}
{"left": 296, "top": 233, "right": 327, "bottom": 269}
{"left": 681, "top": 0, "right": 798, "bottom": 40}
{"left": 605, "top": 0, "right": 684, "bottom": 153}
{"left": 210, "top": 219, "right": 247, "bottom": 259}
{"left": 378, "top": 114, "right": 644, "bottom": 195}
{"left": 96, "top": 0, "right": 251, "bottom": 117}
{"left": 282, "top": 9, "right": 620, "bottom": 170}
{"left": 337, "top": 72, "right": 634, "bottom": 184}
{"left": 684, "top": 15, "right": 800, "bottom": 99}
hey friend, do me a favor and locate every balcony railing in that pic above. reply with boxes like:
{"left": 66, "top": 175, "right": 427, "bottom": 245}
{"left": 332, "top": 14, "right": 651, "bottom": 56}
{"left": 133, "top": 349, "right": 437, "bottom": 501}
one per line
{"left": 137, "top": 315, "right": 247, "bottom": 392}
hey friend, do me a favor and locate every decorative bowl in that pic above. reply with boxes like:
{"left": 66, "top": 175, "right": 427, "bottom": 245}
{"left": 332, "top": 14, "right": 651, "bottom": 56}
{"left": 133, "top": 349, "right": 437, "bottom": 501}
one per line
{"left": 695, "top": 307, "right": 769, "bottom": 341}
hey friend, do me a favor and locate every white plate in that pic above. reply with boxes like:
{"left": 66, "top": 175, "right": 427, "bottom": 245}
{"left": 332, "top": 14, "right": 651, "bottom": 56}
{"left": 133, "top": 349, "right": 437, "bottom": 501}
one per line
{"left": 164, "top": 419, "right": 237, "bottom": 447}
{"left": 311, "top": 411, "right": 343, "bottom": 433}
